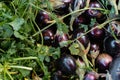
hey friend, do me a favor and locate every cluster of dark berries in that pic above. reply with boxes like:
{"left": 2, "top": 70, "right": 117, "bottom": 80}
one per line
{"left": 35, "top": 0, "right": 120, "bottom": 80}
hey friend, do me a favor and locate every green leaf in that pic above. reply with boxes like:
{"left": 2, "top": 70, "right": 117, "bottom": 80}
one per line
{"left": 7, "top": 48, "right": 17, "bottom": 55}
{"left": 38, "top": 54, "right": 45, "bottom": 62}
{"left": 19, "top": 69, "right": 31, "bottom": 77}
{"left": 37, "top": 44, "right": 60, "bottom": 62}
{"left": 45, "top": 56, "right": 50, "bottom": 62}
{"left": 57, "top": 23, "right": 69, "bottom": 34}
{"left": 14, "top": 31, "right": 26, "bottom": 40}
{"left": 69, "top": 43, "right": 80, "bottom": 55}
{"left": 9, "top": 18, "right": 24, "bottom": 31}
{"left": 0, "top": 24, "right": 13, "bottom": 38}
{"left": 0, "top": 63, "right": 3, "bottom": 72}
{"left": 109, "top": 6, "right": 116, "bottom": 18}
{"left": 89, "top": 18, "right": 96, "bottom": 27}
{"left": 48, "top": 47, "right": 60, "bottom": 59}
{"left": 59, "top": 40, "right": 72, "bottom": 48}
{"left": 79, "top": 24, "right": 88, "bottom": 32}
{"left": 76, "top": 58, "right": 85, "bottom": 80}
{"left": 50, "top": 12, "right": 69, "bottom": 33}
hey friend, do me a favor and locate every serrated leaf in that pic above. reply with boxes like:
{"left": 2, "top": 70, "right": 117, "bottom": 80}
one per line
{"left": 37, "top": 44, "right": 60, "bottom": 61}
{"left": 59, "top": 40, "right": 72, "bottom": 48}
{"left": 79, "top": 24, "right": 88, "bottom": 32}
{"left": 7, "top": 48, "right": 17, "bottom": 55}
{"left": 9, "top": 18, "right": 24, "bottom": 31}
{"left": 57, "top": 22, "right": 69, "bottom": 34}
{"left": 0, "top": 24, "right": 13, "bottom": 38}
{"left": 50, "top": 13, "right": 69, "bottom": 33}
{"left": 76, "top": 58, "right": 85, "bottom": 80}
{"left": 48, "top": 47, "right": 60, "bottom": 59}
{"left": 7, "top": 41, "right": 16, "bottom": 55}
{"left": 69, "top": 43, "right": 80, "bottom": 55}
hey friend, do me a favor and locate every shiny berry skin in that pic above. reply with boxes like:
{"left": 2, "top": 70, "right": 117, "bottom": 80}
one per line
{"left": 57, "top": 54, "right": 76, "bottom": 75}
{"left": 74, "top": 13, "right": 91, "bottom": 26}
{"left": 72, "top": 29, "right": 90, "bottom": 48}
{"left": 55, "top": 34, "right": 69, "bottom": 43}
{"left": 42, "top": 29, "right": 54, "bottom": 46}
{"left": 88, "top": 24, "right": 105, "bottom": 43}
{"left": 51, "top": 71, "right": 69, "bottom": 80}
{"left": 51, "top": 71, "right": 62, "bottom": 80}
{"left": 90, "top": 43, "right": 100, "bottom": 52}
{"left": 104, "top": 36, "right": 120, "bottom": 57}
{"left": 62, "top": 0, "right": 73, "bottom": 4}
{"left": 96, "top": 15, "right": 107, "bottom": 24}
{"left": 87, "top": 1, "right": 102, "bottom": 17}
{"left": 54, "top": 33, "right": 69, "bottom": 47}
{"left": 35, "top": 11, "right": 50, "bottom": 27}
{"left": 109, "top": 56, "right": 120, "bottom": 80}
{"left": 89, "top": 43, "right": 100, "bottom": 59}
{"left": 96, "top": 53, "right": 113, "bottom": 72}
{"left": 54, "top": 3, "right": 69, "bottom": 15}
{"left": 84, "top": 72, "right": 98, "bottom": 80}
{"left": 89, "top": 28, "right": 105, "bottom": 39}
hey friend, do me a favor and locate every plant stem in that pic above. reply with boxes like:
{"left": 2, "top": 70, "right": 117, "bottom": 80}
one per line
{"left": 79, "top": 73, "right": 84, "bottom": 80}
{"left": 13, "top": 57, "right": 38, "bottom": 61}
{"left": 92, "top": 59, "right": 95, "bottom": 70}
{"left": 31, "top": 8, "right": 109, "bottom": 37}
{"left": 32, "top": 19, "right": 44, "bottom": 46}
{"left": 13, "top": 57, "right": 49, "bottom": 79}
{"left": 10, "top": 66, "right": 32, "bottom": 70}
{"left": 6, "top": 70, "right": 14, "bottom": 80}
{"left": 73, "top": 17, "right": 120, "bottom": 42}
{"left": 36, "top": 59, "right": 50, "bottom": 79}
{"left": 82, "top": 55, "right": 89, "bottom": 68}
{"left": 0, "top": 48, "right": 5, "bottom": 53}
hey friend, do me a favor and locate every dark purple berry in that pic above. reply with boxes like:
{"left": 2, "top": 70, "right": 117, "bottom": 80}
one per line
{"left": 87, "top": 1, "right": 102, "bottom": 17}
{"left": 84, "top": 72, "right": 98, "bottom": 80}
{"left": 51, "top": 71, "right": 62, "bottom": 80}
{"left": 89, "top": 28, "right": 104, "bottom": 39}
{"left": 96, "top": 53, "right": 113, "bottom": 72}
{"left": 90, "top": 43, "right": 100, "bottom": 52}
{"left": 57, "top": 54, "right": 76, "bottom": 75}
{"left": 35, "top": 11, "right": 50, "bottom": 27}
{"left": 54, "top": 33, "right": 69, "bottom": 47}
{"left": 88, "top": 24, "right": 105, "bottom": 43}
{"left": 104, "top": 36, "right": 120, "bottom": 57}
{"left": 42, "top": 29, "right": 54, "bottom": 46}
{"left": 74, "top": 13, "right": 91, "bottom": 26}
{"left": 72, "top": 29, "right": 90, "bottom": 48}
{"left": 96, "top": 15, "right": 107, "bottom": 24}
{"left": 54, "top": 3, "right": 69, "bottom": 15}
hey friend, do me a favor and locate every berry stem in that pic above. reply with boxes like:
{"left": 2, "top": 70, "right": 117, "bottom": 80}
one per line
{"left": 82, "top": 54, "right": 89, "bottom": 68}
